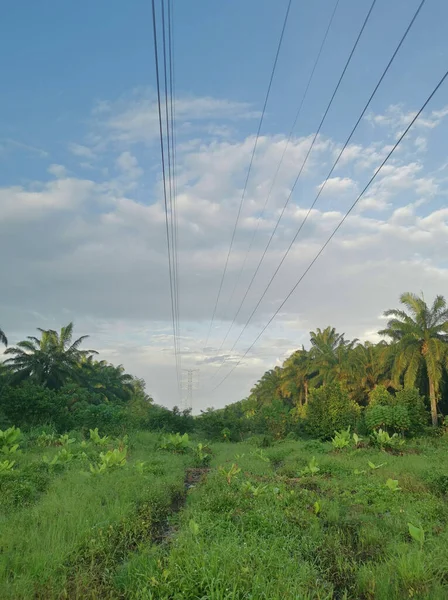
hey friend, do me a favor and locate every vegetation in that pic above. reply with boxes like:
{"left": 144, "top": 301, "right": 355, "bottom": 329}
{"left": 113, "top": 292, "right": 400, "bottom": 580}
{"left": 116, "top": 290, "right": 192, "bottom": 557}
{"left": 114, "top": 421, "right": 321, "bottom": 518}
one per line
{"left": 1, "top": 292, "right": 448, "bottom": 598}
{"left": 379, "top": 292, "right": 448, "bottom": 427}
{"left": 116, "top": 437, "right": 448, "bottom": 599}
{"left": 197, "top": 293, "right": 448, "bottom": 441}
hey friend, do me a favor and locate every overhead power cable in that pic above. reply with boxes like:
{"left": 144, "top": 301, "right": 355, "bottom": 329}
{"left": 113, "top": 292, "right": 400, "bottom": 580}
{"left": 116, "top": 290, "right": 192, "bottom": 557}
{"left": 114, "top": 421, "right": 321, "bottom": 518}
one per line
{"left": 167, "top": 0, "right": 182, "bottom": 395}
{"left": 204, "top": 0, "right": 293, "bottom": 349}
{"left": 207, "top": 0, "right": 425, "bottom": 385}
{"left": 151, "top": 0, "right": 181, "bottom": 395}
{"left": 219, "top": 0, "right": 341, "bottom": 343}
{"left": 207, "top": 0, "right": 377, "bottom": 370}
{"left": 212, "top": 63, "right": 447, "bottom": 392}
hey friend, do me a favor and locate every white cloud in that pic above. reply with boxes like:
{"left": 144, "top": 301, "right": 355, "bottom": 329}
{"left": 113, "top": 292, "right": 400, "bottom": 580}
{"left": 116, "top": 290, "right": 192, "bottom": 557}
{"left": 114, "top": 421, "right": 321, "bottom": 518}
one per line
{"left": 95, "top": 90, "right": 260, "bottom": 146}
{"left": 48, "top": 164, "right": 67, "bottom": 178}
{"left": 414, "top": 136, "right": 427, "bottom": 152}
{"left": 367, "top": 103, "right": 448, "bottom": 132}
{"left": 0, "top": 178, "right": 95, "bottom": 223}
{"left": 115, "top": 151, "right": 143, "bottom": 180}
{"left": 0, "top": 139, "right": 48, "bottom": 158}
{"left": 317, "top": 176, "right": 357, "bottom": 195}
{"left": 2, "top": 96, "right": 448, "bottom": 410}
{"left": 69, "top": 143, "right": 96, "bottom": 159}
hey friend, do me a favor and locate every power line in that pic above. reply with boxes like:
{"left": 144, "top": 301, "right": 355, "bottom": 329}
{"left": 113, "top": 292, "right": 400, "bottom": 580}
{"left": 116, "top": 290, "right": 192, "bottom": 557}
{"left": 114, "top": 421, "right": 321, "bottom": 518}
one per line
{"left": 207, "top": 0, "right": 426, "bottom": 386}
{"left": 212, "top": 65, "right": 448, "bottom": 392}
{"left": 151, "top": 0, "right": 181, "bottom": 396}
{"left": 207, "top": 0, "right": 377, "bottom": 374}
{"left": 161, "top": 0, "right": 180, "bottom": 382}
{"left": 166, "top": 0, "right": 182, "bottom": 392}
{"left": 204, "top": 0, "right": 293, "bottom": 349}
{"left": 221, "top": 0, "right": 341, "bottom": 323}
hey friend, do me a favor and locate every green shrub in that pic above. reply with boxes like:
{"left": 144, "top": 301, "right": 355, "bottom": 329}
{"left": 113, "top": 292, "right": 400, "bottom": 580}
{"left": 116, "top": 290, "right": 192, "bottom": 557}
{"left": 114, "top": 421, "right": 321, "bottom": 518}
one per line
{"left": 89, "top": 427, "right": 110, "bottom": 446}
{"left": 371, "top": 428, "right": 404, "bottom": 450}
{"left": 159, "top": 432, "right": 190, "bottom": 453}
{"left": 89, "top": 448, "right": 127, "bottom": 474}
{"left": 192, "top": 443, "right": 212, "bottom": 467}
{"left": 0, "top": 463, "right": 51, "bottom": 509}
{"left": 0, "top": 384, "right": 71, "bottom": 431}
{"left": 368, "top": 385, "right": 393, "bottom": 407}
{"left": 331, "top": 427, "right": 351, "bottom": 449}
{"left": 305, "top": 383, "right": 360, "bottom": 439}
{"left": 365, "top": 404, "right": 411, "bottom": 433}
{"left": 395, "top": 387, "right": 428, "bottom": 433}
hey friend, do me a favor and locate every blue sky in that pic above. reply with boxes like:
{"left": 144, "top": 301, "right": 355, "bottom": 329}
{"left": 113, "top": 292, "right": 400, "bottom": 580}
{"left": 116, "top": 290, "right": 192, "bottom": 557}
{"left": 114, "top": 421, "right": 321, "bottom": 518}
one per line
{"left": 1, "top": 0, "right": 448, "bottom": 409}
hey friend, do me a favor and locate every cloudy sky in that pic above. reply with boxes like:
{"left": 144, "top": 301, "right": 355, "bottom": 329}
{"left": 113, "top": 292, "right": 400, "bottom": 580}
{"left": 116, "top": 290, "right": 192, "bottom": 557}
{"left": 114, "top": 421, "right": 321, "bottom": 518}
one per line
{"left": 1, "top": 0, "right": 447, "bottom": 411}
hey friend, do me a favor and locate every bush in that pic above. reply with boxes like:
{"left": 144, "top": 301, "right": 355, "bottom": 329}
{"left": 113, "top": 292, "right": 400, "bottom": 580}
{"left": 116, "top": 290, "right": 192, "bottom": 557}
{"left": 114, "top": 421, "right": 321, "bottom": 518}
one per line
{"left": 365, "top": 386, "right": 427, "bottom": 435}
{"left": 305, "top": 383, "right": 360, "bottom": 440}
{"left": 0, "top": 384, "right": 71, "bottom": 431}
{"left": 365, "top": 404, "right": 411, "bottom": 433}
{"left": 159, "top": 432, "right": 190, "bottom": 453}
{"left": 395, "top": 387, "right": 427, "bottom": 433}
{"left": 71, "top": 403, "right": 127, "bottom": 435}
{"left": 0, "top": 463, "right": 51, "bottom": 510}
{"left": 368, "top": 385, "right": 393, "bottom": 407}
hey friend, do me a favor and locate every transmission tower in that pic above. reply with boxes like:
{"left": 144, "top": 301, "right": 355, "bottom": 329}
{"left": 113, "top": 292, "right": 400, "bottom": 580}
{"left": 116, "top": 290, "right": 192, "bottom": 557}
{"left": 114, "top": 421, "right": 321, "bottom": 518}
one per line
{"left": 181, "top": 369, "right": 199, "bottom": 412}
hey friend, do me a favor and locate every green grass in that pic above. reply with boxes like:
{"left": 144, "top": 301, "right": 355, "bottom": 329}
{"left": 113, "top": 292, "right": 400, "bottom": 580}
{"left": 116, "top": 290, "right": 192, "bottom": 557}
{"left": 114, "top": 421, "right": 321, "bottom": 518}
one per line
{"left": 118, "top": 436, "right": 448, "bottom": 600}
{"left": 1, "top": 431, "right": 448, "bottom": 599}
{"left": 0, "top": 430, "right": 189, "bottom": 599}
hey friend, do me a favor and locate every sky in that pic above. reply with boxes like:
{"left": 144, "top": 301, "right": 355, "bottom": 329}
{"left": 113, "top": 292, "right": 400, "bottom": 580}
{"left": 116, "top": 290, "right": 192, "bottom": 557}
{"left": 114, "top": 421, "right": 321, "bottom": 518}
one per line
{"left": 1, "top": 0, "right": 448, "bottom": 412}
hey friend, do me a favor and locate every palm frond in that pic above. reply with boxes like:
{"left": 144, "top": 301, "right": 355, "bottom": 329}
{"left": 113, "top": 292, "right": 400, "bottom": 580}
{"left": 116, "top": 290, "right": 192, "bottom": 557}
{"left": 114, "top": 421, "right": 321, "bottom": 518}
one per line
{"left": 0, "top": 328, "right": 7, "bottom": 347}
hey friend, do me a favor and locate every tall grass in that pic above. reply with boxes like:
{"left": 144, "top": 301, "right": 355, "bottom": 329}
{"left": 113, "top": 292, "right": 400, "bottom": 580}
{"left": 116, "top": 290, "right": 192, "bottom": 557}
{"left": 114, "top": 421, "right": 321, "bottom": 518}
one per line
{"left": 0, "top": 431, "right": 188, "bottom": 599}
{"left": 119, "top": 437, "right": 448, "bottom": 600}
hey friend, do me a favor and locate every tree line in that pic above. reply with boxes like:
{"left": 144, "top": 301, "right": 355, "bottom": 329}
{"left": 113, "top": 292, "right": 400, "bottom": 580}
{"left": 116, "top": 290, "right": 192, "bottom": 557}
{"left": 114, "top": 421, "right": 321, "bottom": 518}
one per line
{"left": 1, "top": 292, "right": 447, "bottom": 440}
{"left": 198, "top": 292, "right": 448, "bottom": 440}
{"left": 0, "top": 322, "right": 193, "bottom": 434}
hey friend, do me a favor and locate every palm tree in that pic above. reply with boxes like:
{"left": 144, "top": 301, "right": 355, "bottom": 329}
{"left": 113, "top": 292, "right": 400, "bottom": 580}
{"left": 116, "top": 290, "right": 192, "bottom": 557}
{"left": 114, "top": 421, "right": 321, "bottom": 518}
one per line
{"left": 309, "top": 326, "right": 357, "bottom": 386}
{"left": 4, "top": 322, "right": 97, "bottom": 389}
{"left": 78, "top": 356, "right": 134, "bottom": 403}
{"left": 379, "top": 292, "right": 448, "bottom": 426}
{"left": 0, "top": 327, "right": 7, "bottom": 347}
{"left": 279, "top": 347, "right": 316, "bottom": 406}
{"left": 347, "top": 341, "right": 394, "bottom": 404}
{"left": 249, "top": 367, "right": 282, "bottom": 407}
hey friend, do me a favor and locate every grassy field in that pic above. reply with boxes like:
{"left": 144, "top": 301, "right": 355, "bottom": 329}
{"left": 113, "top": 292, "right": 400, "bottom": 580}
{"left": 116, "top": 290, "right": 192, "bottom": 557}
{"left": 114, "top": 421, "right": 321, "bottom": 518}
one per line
{"left": 1, "top": 430, "right": 448, "bottom": 599}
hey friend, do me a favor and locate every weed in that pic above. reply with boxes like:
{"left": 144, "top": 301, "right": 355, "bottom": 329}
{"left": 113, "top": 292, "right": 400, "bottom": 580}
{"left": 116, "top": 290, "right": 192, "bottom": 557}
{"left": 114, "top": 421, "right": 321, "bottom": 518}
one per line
{"left": 300, "top": 456, "right": 320, "bottom": 476}
{"left": 189, "top": 519, "right": 200, "bottom": 536}
{"left": 192, "top": 443, "right": 212, "bottom": 467}
{"left": 218, "top": 463, "right": 241, "bottom": 485}
{"left": 385, "top": 478, "right": 401, "bottom": 491}
{"left": 89, "top": 448, "right": 127, "bottom": 474}
{"left": 371, "top": 428, "right": 405, "bottom": 450}
{"left": 332, "top": 427, "right": 351, "bottom": 449}
{"left": 250, "top": 448, "right": 271, "bottom": 463}
{"left": 159, "top": 432, "right": 190, "bottom": 453}
{"left": 0, "top": 426, "right": 21, "bottom": 455}
{"left": 89, "top": 427, "right": 110, "bottom": 446}
{"left": 0, "top": 459, "right": 15, "bottom": 474}
{"left": 36, "top": 432, "right": 57, "bottom": 446}
{"left": 368, "top": 460, "right": 386, "bottom": 470}
{"left": 58, "top": 434, "right": 76, "bottom": 447}
{"left": 408, "top": 523, "right": 425, "bottom": 548}
{"left": 352, "top": 433, "right": 363, "bottom": 447}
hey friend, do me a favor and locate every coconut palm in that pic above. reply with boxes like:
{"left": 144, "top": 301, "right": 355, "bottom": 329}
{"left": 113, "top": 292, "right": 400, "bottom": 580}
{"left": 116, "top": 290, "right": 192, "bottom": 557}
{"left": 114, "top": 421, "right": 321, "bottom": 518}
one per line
{"left": 4, "top": 322, "right": 97, "bottom": 389}
{"left": 0, "top": 327, "right": 7, "bottom": 347}
{"left": 379, "top": 292, "right": 448, "bottom": 426}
